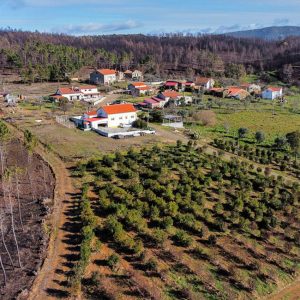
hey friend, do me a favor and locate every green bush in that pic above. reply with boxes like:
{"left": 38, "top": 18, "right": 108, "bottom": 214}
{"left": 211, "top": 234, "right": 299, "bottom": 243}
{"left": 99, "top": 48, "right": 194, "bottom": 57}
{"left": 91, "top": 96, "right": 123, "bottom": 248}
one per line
{"left": 173, "top": 230, "right": 192, "bottom": 247}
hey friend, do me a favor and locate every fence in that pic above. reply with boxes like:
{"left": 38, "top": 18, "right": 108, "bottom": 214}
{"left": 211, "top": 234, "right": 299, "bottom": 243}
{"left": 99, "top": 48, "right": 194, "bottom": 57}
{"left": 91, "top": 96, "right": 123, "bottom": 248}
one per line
{"left": 55, "top": 115, "right": 76, "bottom": 129}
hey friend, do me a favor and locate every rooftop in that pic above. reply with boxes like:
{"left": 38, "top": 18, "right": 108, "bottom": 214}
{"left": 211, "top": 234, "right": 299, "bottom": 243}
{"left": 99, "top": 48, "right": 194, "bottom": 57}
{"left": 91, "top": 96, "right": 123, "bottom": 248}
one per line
{"left": 97, "top": 69, "right": 116, "bottom": 75}
{"left": 267, "top": 87, "right": 282, "bottom": 92}
{"left": 58, "top": 87, "right": 81, "bottom": 95}
{"left": 196, "top": 77, "right": 212, "bottom": 84}
{"left": 102, "top": 103, "right": 137, "bottom": 115}
{"left": 162, "top": 90, "right": 181, "bottom": 98}
{"left": 130, "top": 82, "right": 147, "bottom": 87}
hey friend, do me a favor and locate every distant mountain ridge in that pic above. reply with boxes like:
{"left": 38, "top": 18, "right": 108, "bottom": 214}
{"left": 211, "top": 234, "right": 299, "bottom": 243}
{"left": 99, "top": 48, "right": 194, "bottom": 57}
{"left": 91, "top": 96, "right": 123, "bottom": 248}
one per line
{"left": 225, "top": 26, "right": 300, "bottom": 40}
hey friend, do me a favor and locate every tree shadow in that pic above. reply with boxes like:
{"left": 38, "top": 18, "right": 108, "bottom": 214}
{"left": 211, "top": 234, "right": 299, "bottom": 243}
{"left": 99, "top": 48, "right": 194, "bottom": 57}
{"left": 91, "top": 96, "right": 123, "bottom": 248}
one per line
{"left": 45, "top": 288, "right": 70, "bottom": 298}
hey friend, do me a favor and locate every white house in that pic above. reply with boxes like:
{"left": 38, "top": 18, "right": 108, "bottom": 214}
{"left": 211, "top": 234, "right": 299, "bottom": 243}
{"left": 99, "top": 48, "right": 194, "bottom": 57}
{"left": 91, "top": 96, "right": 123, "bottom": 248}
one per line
{"left": 79, "top": 86, "right": 102, "bottom": 102}
{"left": 195, "top": 77, "right": 215, "bottom": 90}
{"left": 262, "top": 87, "right": 283, "bottom": 100}
{"left": 81, "top": 103, "right": 137, "bottom": 130}
{"left": 139, "top": 96, "right": 166, "bottom": 109}
{"left": 52, "top": 87, "right": 82, "bottom": 101}
{"left": 226, "top": 87, "right": 250, "bottom": 100}
{"left": 158, "top": 90, "right": 181, "bottom": 103}
{"left": 51, "top": 86, "right": 102, "bottom": 102}
{"left": 132, "top": 70, "right": 143, "bottom": 81}
{"left": 240, "top": 83, "right": 261, "bottom": 94}
{"left": 90, "top": 69, "right": 117, "bottom": 85}
{"left": 124, "top": 70, "right": 143, "bottom": 81}
{"left": 128, "top": 82, "right": 152, "bottom": 96}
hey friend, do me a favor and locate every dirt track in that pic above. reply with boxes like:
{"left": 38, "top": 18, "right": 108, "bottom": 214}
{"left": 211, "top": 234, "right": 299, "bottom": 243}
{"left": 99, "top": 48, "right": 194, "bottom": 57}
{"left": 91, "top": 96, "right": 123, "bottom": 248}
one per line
{"left": 28, "top": 147, "right": 76, "bottom": 299}
{"left": 265, "top": 277, "right": 300, "bottom": 300}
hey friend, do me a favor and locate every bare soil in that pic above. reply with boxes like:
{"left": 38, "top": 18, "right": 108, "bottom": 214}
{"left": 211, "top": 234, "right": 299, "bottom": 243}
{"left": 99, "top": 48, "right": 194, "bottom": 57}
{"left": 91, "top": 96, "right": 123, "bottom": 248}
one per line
{"left": 0, "top": 139, "right": 55, "bottom": 300}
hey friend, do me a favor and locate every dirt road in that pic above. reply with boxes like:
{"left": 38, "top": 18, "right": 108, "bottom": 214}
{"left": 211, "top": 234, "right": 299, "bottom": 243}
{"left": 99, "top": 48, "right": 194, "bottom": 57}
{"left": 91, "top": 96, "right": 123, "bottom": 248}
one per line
{"left": 28, "top": 147, "right": 76, "bottom": 300}
{"left": 265, "top": 278, "right": 300, "bottom": 300}
{"left": 21, "top": 145, "right": 76, "bottom": 299}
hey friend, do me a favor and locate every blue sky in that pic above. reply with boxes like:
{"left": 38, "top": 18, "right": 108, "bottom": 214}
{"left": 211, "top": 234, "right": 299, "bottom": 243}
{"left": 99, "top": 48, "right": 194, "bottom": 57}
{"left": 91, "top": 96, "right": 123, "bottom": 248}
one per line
{"left": 1, "top": 0, "right": 300, "bottom": 35}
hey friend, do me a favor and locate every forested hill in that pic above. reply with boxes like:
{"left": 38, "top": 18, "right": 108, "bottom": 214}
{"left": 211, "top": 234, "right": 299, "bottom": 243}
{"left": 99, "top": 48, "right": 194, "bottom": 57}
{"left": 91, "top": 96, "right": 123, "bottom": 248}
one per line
{"left": 1, "top": 29, "right": 300, "bottom": 82}
{"left": 226, "top": 26, "right": 300, "bottom": 41}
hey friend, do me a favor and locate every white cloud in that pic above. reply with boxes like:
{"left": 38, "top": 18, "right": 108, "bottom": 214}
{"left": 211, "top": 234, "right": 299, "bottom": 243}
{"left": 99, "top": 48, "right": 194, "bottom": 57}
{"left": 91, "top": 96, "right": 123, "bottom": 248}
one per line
{"left": 53, "top": 20, "right": 142, "bottom": 34}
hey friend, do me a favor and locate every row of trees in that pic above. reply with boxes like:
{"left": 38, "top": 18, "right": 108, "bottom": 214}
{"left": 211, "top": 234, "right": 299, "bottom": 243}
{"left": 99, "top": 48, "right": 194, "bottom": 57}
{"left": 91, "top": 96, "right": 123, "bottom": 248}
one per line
{"left": 78, "top": 142, "right": 300, "bottom": 297}
{"left": 69, "top": 184, "right": 98, "bottom": 294}
{"left": 1, "top": 30, "right": 300, "bottom": 81}
{"left": 213, "top": 130, "right": 300, "bottom": 177}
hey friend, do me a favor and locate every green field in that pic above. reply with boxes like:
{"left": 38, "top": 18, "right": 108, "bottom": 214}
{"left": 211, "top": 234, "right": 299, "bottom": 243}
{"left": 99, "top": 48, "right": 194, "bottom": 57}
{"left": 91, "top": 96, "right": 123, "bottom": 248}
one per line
{"left": 184, "top": 96, "right": 300, "bottom": 142}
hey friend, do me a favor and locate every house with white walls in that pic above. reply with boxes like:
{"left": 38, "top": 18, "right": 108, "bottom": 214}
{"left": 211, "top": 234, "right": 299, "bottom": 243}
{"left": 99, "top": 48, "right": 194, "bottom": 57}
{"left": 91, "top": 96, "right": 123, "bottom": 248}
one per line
{"left": 195, "top": 77, "right": 215, "bottom": 90}
{"left": 262, "top": 87, "right": 283, "bottom": 100}
{"left": 158, "top": 90, "right": 181, "bottom": 102}
{"left": 124, "top": 70, "right": 144, "bottom": 81}
{"left": 80, "top": 103, "right": 138, "bottom": 130}
{"left": 128, "top": 82, "right": 152, "bottom": 96}
{"left": 52, "top": 87, "right": 83, "bottom": 101}
{"left": 90, "top": 69, "right": 117, "bottom": 85}
{"left": 50, "top": 86, "right": 102, "bottom": 103}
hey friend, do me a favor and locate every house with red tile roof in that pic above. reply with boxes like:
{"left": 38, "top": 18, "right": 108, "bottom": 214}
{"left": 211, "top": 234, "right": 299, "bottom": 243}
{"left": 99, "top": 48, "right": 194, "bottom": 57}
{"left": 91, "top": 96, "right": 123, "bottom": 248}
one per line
{"left": 82, "top": 103, "right": 138, "bottom": 129}
{"left": 138, "top": 96, "right": 166, "bottom": 109}
{"left": 262, "top": 87, "right": 283, "bottom": 100}
{"left": 158, "top": 90, "right": 181, "bottom": 101}
{"left": 195, "top": 77, "right": 215, "bottom": 90}
{"left": 90, "top": 69, "right": 117, "bottom": 85}
{"left": 226, "top": 87, "right": 250, "bottom": 100}
{"left": 128, "top": 82, "right": 152, "bottom": 96}
{"left": 164, "top": 80, "right": 187, "bottom": 92}
{"left": 51, "top": 85, "right": 102, "bottom": 103}
{"left": 52, "top": 87, "right": 83, "bottom": 101}
{"left": 240, "top": 83, "right": 261, "bottom": 94}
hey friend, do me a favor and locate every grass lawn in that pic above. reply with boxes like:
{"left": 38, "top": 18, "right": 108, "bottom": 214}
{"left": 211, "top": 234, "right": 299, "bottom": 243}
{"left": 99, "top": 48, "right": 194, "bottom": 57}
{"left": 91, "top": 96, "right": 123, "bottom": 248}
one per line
{"left": 118, "top": 95, "right": 148, "bottom": 103}
{"left": 185, "top": 99, "right": 300, "bottom": 142}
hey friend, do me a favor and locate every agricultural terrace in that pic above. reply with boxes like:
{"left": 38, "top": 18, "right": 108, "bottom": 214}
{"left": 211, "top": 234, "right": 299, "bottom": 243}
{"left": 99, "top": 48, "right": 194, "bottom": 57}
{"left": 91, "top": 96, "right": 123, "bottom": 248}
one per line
{"left": 70, "top": 142, "right": 300, "bottom": 300}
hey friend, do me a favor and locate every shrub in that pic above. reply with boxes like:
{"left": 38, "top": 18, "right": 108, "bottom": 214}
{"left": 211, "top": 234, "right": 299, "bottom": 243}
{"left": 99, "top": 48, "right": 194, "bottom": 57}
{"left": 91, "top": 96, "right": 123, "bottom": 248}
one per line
{"left": 152, "top": 228, "right": 168, "bottom": 247}
{"left": 192, "top": 246, "right": 209, "bottom": 259}
{"left": 173, "top": 230, "right": 192, "bottom": 247}
{"left": 107, "top": 254, "right": 119, "bottom": 270}
{"left": 207, "top": 234, "right": 217, "bottom": 245}
{"left": 102, "top": 155, "right": 114, "bottom": 167}
{"left": 132, "top": 118, "right": 148, "bottom": 129}
{"left": 238, "top": 127, "right": 248, "bottom": 139}
{"left": 145, "top": 258, "right": 158, "bottom": 272}
{"left": 192, "top": 110, "right": 216, "bottom": 126}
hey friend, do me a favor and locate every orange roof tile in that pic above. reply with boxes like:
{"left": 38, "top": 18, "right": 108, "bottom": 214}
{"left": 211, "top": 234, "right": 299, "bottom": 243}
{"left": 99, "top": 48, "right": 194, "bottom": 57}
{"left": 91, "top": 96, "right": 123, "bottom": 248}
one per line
{"left": 131, "top": 82, "right": 146, "bottom": 87}
{"left": 85, "top": 110, "right": 98, "bottom": 116}
{"left": 162, "top": 90, "right": 180, "bottom": 98}
{"left": 101, "top": 104, "right": 136, "bottom": 115}
{"left": 196, "top": 77, "right": 212, "bottom": 84}
{"left": 136, "top": 86, "right": 150, "bottom": 91}
{"left": 98, "top": 69, "right": 116, "bottom": 75}
{"left": 58, "top": 87, "right": 81, "bottom": 95}
{"left": 268, "top": 87, "right": 282, "bottom": 92}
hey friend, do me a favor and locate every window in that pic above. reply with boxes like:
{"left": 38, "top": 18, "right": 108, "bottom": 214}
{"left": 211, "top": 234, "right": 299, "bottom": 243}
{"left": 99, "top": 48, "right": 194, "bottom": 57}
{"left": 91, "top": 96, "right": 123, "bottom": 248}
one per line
{"left": 125, "top": 116, "right": 128, "bottom": 119}
{"left": 131, "top": 116, "right": 135, "bottom": 118}
{"left": 111, "top": 117, "right": 115, "bottom": 121}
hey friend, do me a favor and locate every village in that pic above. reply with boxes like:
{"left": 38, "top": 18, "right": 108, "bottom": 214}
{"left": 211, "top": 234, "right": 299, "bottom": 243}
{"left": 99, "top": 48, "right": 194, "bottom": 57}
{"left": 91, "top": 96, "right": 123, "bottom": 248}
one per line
{"left": 0, "top": 33, "right": 299, "bottom": 300}
{"left": 1, "top": 67, "right": 285, "bottom": 140}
